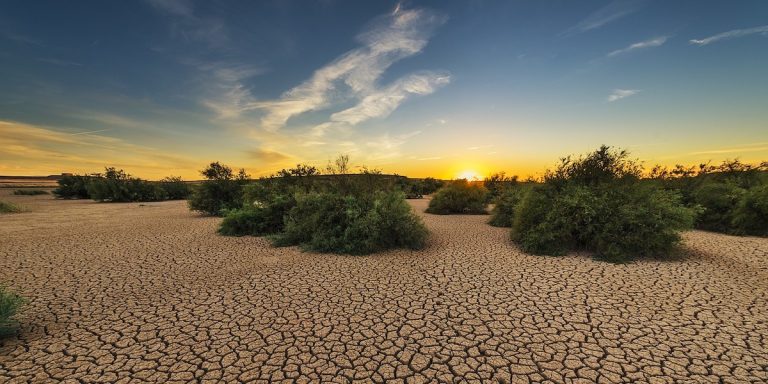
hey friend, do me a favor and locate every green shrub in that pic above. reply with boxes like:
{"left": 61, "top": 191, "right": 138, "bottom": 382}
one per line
{"left": 53, "top": 175, "right": 91, "bottom": 199}
{"left": 691, "top": 182, "right": 745, "bottom": 233}
{"left": 731, "top": 185, "right": 768, "bottom": 236}
{"left": 272, "top": 191, "right": 428, "bottom": 254}
{"left": 512, "top": 184, "right": 695, "bottom": 262}
{"left": 0, "top": 286, "right": 25, "bottom": 337}
{"left": 414, "top": 177, "right": 444, "bottom": 195}
{"left": 159, "top": 176, "right": 191, "bottom": 200}
{"left": 484, "top": 172, "right": 518, "bottom": 201}
{"left": 219, "top": 193, "right": 296, "bottom": 237}
{"left": 488, "top": 187, "right": 523, "bottom": 227}
{"left": 425, "top": 179, "right": 488, "bottom": 214}
{"left": 188, "top": 162, "right": 249, "bottom": 216}
{"left": 0, "top": 201, "right": 22, "bottom": 214}
{"left": 510, "top": 146, "right": 697, "bottom": 262}
{"left": 12, "top": 189, "right": 49, "bottom": 196}
{"left": 87, "top": 168, "right": 167, "bottom": 202}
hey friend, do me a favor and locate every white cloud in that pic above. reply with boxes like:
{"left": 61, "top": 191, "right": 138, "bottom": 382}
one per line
{"left": 608, "top": 36, "right": 667, "bottom": 57}
{"left": 564, "top": 0, "right": 645, "bottom": 35}
{"left": 241, "top": 6, "right": 448, "bottom": 131}
{"left": 607, "top": 89, "right": 640, "bottom": 102}
{"left": 328, "top": 72, "right": 450, "bottom": 126}
{"left": 146, "top": 0, "right": 228, "bottom": 47}
{"left": 690, "top": 25, "right": 768, "bottom": 46}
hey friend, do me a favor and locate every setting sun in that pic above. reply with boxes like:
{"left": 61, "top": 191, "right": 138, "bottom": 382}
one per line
{"left": 456, "top": 170, "right": 481, "bottom": 181}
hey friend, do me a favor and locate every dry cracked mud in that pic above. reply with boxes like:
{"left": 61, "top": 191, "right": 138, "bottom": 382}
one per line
{"left": 1, "top": 191, "right": 767, "bottom": 383}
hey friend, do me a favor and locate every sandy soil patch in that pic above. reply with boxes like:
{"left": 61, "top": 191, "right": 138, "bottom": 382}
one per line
{"left": 1, "top": 194, "right": 766, "bottom": 383}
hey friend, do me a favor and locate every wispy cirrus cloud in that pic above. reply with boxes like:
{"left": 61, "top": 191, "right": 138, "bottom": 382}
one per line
{"left": 607, "top": 89, "right": 640, "bottom": 102}
{"left": 563, "top": 0, "right": 645, "bottom": 35}
{"left": 146, "top": 0, "right": 228, "bottom": 47}
{"left": 688, "top": 143, "right": 768, "bottom": 155}
{"left": 608, "top": 36, "right": 667, "bottom": 57}
{"left": 240, "top": 6, "right": 449, "bottom": 132}
{"left": 690, "top": 25, "right": 768, "bottom": 46}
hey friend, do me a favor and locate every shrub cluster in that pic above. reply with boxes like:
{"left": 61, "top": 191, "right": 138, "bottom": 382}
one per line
{"left": 0, "top": 201, "right": 22, "bottom": 214}
{"left": 188, "top": 162, "right": 249, "bottom": 216}
{"left": 53, "top": 175, "right": 91, "bottom": 199}
{"left": 217, "top": 157, "right": 429, "bottom": 255}
{"left": 650, "top": 160, "right": 767, "bottom": 236}
{"left": 484, "top": 172, "right": 518, "bottom": 201}
{"left": 271, "top": 191, "right": 428, "bottom": 254}
{"left": 53, "top": 170, "right": 190, "bottom": 202}
{"left": 509, "top": 146, "right": 697, "bottom": 262}
{"left": 12, "top": 189, "right": 49, "bottom": 196}
{"left": 425, "top": 179, "right": 488, "bottom": 214}
{"left": 488, "top": 187, "right": 523, "bottom": 227}
{"left": 0, "top": 285, "right": 25, "bottom": 337}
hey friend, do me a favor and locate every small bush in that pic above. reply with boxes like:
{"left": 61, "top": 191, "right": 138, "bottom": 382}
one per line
{"left": 53, "top": 175, "right": 91, "bottom": 199}
{"left": 188, "top": 162, "right": 249, "bottom": 216}
{"left": 12, "top": 189, "right": 49, "bottom": 196}
{"left": 425, "top": 179, "right": 488, "bottom": 215}
{"left": 488, "top": 188, "right": 523, "bottom": 227}
{"left": 0, "top": 201, "right": 22, "bottom": 214}
{"left": 0, "top": 286, "right": 25, "bottom": 337}
{"left": 272, "top": 191, "right": 428, "bottom": 254}
{"left": 731, "top": 185, "right": 768, "bottom": 236}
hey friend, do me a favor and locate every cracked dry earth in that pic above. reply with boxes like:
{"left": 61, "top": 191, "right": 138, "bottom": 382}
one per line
{"left": 1, "top": 192, "right": 767, "bottom": 384}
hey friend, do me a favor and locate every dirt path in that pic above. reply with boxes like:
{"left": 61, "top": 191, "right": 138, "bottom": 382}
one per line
{"left": 1, "top": 192, "right": 767, "bottom": 383}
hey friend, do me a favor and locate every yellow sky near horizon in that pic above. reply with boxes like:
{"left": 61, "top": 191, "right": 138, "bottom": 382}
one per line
{"left": 2, "top": 120, "right": 767, "bottom": 181}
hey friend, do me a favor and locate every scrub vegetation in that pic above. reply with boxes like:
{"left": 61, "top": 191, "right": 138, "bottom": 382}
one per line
{"left": 0, "top": 285, "right": 25, "bottom": 337}
{"left": 215, "top": 156, "right": 429, "bottom": 255}
{"left": 425, "top": 179, "right": 489, "bottom": 214}
{"left": 53, "top": 169, "right": 190, "bottom": 202}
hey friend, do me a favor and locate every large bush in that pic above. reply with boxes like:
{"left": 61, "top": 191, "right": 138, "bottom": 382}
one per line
{"left": 218, "top": 156, "right": 430, "bottom": 255}
{"left": 87, "top": 168, "right": 166, "bottom": 202}
{"left": 425, "top": 179, "right": 488, "bottom": 214}
{"left": 0, "top": 285, "right": 25, "bottom": 337}
{"left": 691, "top": 182, "right": 745, "bottom": 233}
{"left": 188, "top": 162, "right": 249, "bottom": 216}
{"left": 731, "top": 185, "right": 768, "bottom": 236}
{"left": 488, "top": 187, "right": 523, "bottom": 227}
{"left": 511, "top": 146, "right": 697, "bottom": 262}
{"left": 53, "top": 175, "right": 91, "bottom": 199}
{"left": 272, "top": 191, "right": 428, "bottom": 254}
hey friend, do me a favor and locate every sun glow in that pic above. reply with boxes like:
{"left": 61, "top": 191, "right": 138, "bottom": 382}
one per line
{"left": 456, "top": 170, "right": 481, "bottom": 181}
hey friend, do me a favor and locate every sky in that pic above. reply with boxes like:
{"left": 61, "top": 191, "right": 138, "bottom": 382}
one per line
{"left": 1, "top": 0, "right": 767, "bottom": 180}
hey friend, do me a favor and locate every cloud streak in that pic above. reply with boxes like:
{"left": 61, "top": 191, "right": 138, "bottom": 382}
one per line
{"left": 690, "top": 25, "right": 768, "bottom": 46}
{"left": 607, "top": 89, "right": 640, "bottom": 102}
{"left": 564, "top": 0, "right": 645, "bottom": 35}
{"left": 146, "top": 0, "right": 228, "bottom": 47}
{"left": 242, "top": 6, "right": 449, "bottom": 131}
{"left": 608, "top": 36, "right": 667, "bottom": 57}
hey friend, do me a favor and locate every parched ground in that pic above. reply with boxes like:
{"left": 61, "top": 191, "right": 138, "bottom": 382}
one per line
{"left": 1, "top": 191, "right": 767, "bottom": 383}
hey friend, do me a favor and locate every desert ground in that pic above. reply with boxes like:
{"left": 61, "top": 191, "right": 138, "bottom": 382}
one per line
{"left": 1, "top": 190, "right": 767, "bottom": 384}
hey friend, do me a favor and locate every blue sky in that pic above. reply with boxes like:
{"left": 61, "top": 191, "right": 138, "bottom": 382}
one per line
{"left": 1, "top": 0, "right": 767, "bottom": 178}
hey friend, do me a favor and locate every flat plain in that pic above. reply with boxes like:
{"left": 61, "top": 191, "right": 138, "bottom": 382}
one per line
{"left": 1, "top": 190, "right": 767, "bottom": 383}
